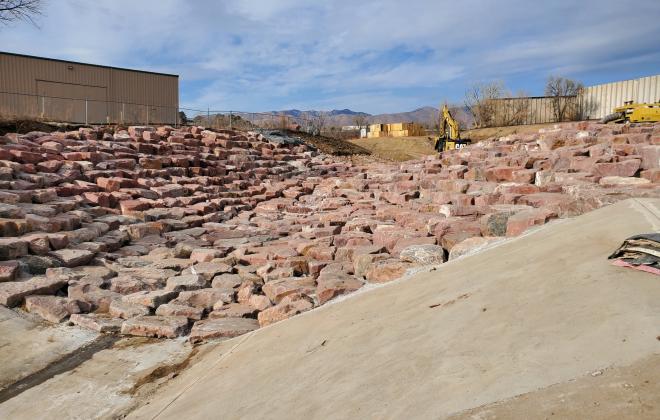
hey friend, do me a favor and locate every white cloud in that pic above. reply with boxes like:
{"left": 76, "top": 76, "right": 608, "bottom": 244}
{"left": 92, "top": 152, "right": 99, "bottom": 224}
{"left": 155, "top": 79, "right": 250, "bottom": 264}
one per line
{"left": 1, "top": 0, "right": 658, "bottom": 113}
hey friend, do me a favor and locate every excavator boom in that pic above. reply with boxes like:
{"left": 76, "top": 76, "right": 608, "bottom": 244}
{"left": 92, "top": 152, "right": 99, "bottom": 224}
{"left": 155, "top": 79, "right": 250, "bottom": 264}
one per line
{"left": 433, "top": 104, "right": 471, "bottom": 152}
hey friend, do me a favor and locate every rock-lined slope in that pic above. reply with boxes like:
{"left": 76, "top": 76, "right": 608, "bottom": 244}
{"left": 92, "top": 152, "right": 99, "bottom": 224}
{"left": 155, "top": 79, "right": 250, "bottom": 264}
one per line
{"left": 0, "top": 122, "right": 658, "bottom": 341}
{"left": 126, "top": 198, "right": 660, "bottom": 419}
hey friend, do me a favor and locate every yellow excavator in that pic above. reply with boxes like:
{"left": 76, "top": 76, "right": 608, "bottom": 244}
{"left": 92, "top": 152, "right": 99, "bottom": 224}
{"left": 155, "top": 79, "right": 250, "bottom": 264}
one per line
{"left": 433, "top": 104, "right": 471, "bottom": 152}
{"left": 600, "top": 101, "right": 660, "bottom": 123}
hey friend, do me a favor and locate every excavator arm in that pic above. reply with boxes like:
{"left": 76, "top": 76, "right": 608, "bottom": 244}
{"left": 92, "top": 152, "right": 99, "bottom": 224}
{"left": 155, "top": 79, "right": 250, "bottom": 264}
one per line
{"left": 439, "top": 104, "right": 461, "bottom": 141}
{"left": 434, "top": 104, "right": 470, "bottom": 152}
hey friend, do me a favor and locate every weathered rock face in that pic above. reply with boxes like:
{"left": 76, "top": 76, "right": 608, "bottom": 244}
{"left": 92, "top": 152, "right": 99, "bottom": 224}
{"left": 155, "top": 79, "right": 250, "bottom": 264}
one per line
{"left": 209, "top": 302, "right": 257, "bottom": 319}
{"left": 120, "top": 315, "right": 189, "bottom": 338}
{"left": 257, "top": 293, "right": 314, "bottom": 327}
{"left": 0, "top": 122, "right": 658, "bottom": 340}
{"left": 122, "top": 290, "right": 178, "bottom": 308}
{"left": 165, "top": 274, "right": 207, "bottom": 292}
{"left": 399, "top": 244, "right": 446, "bottom": 265}
{"left": 448, "top": 237, "right": 505, "bottom": 261}
{"left": 70, "top": 313, "right": 123, "bottom": 333}
{"left": 156, "top": 303, "right": 204, "bottom": 320}
{"left": 316, "top": 273, "right": 363, "bottom": 305}
{"left": 109, "top": 300, "right": 150, "bottom": 319}
{"left": 189, "top": 317, "right": 259, "bottom": 342}
{"left": 0, "top": 277, "right": 67, "bottom": 307}
{"left": 49, "top": 249, "right": 94, "bottom": 267}
{"left": 366, "top": 259, "right": 413, "bottom": 283}
{"left": 25, "top": 295, "right": 82, "bottom": 323}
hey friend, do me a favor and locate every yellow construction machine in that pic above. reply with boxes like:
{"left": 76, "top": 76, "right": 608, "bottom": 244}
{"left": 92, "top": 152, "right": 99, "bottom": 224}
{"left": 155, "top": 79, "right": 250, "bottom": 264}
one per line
{"left": 600, "top": 101, "right": 660, "bottom": 123}
{"left": 432, "top": 104, "right": 471, "bottom": 152}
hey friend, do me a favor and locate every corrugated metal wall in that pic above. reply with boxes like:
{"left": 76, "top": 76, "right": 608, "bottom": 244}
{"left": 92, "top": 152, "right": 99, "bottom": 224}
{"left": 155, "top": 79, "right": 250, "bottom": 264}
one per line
{"left": 582, "top": 75, "right": 660, "bottom": 119}
{"left": 490, "top": 96, "right": 563, "bottom": 125}
{"left": 482, "top": 75, "right": 660, "bottom": 126}
{"left": 0, "top": 52, "right": 178, "bottom": 124}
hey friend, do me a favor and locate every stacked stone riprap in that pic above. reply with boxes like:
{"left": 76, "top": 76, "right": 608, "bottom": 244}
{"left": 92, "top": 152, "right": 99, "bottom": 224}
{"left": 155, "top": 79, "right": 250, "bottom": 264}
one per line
{"left": 0, "top": 122, "right": 658, "bottom": 341}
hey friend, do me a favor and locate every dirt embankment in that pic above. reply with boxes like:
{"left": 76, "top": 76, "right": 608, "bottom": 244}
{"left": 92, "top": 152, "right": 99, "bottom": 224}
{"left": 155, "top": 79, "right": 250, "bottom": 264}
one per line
{"left": 0, "top": 119, "right": 60, "bottom": 136}
{"left": 283, "top": 129, "right": 371, "bottom": 156}
{"left": 348, "top": 136, "right": 437, "bottom": 161}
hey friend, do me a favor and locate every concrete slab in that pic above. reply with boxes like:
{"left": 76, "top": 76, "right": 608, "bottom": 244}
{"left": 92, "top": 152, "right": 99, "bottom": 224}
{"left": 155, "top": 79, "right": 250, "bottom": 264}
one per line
{"left": 449, "top": 353, "right": 660, "bottom": 419}
{"left": 0, "top": 307, "right": 97, "bottom": 391}
{"left": 0, "top": 337, "right": 193, "bottom": 419}
{"left": 128, "top": 198, "right": 660, "bottom": 419}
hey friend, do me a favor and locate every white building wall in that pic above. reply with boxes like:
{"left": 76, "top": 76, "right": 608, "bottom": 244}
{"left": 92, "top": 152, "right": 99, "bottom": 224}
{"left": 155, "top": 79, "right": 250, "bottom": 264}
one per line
{"left": 582, "top": 75, "right": 660, "bottom": 119}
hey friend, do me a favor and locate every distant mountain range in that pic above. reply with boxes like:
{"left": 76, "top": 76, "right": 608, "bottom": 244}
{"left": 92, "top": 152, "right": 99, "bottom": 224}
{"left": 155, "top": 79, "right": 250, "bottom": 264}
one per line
{"left": 233, "top": 106, "right": 473, "bottom": 130}
{"left": 273, "top": 107, "right": 437, "bottom": 127}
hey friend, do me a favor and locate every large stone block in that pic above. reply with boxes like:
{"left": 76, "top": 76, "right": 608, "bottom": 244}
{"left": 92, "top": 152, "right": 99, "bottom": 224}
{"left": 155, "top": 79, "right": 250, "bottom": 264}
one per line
{"left": 189, "top": 317, "right": 259, "bottom": 342}
{"left": 0, "top": 276, "right": 67, "bottom": 307}
{"left": 121, "top": 315, "right": 189, "bottom": 338}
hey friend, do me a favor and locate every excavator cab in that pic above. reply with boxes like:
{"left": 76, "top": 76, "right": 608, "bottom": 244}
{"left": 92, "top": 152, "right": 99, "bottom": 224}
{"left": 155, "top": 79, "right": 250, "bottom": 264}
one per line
{"left": 433, "top": 104, "right": 471, "bottom": 152}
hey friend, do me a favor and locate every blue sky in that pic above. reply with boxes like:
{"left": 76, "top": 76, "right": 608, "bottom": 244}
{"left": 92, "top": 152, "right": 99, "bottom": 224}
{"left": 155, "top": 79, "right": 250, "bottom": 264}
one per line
{"left": 1, "top": 0, "right": 659, "bottom": 114}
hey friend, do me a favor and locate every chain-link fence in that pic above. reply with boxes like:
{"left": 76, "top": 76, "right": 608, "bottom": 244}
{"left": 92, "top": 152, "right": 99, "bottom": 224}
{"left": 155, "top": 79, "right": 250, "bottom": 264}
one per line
{"left": 179, "top": 107, "right": 327, "bottom": 134}
{"left": 0, "top": 91, "right": 179, "bottom": 126}
{"left": 0, "top": 90, "right": 334, "bottom": 134}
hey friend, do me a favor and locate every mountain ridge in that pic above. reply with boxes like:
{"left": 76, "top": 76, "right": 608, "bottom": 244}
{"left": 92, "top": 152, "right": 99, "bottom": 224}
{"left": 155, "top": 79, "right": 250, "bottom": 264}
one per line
{"left": 271, "top": 107, "right": 440, "bottom": 127}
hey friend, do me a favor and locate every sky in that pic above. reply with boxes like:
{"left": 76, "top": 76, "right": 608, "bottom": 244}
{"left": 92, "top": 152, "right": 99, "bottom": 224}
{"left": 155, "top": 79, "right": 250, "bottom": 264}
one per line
{"left": 1, "top": 0, "right": 659, "bottom": 114}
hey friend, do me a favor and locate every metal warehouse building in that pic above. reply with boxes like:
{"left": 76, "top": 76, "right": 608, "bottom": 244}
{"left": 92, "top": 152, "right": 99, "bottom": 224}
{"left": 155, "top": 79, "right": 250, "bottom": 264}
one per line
{"left": 0, "top": 51, "right": 179, "bottom": 125}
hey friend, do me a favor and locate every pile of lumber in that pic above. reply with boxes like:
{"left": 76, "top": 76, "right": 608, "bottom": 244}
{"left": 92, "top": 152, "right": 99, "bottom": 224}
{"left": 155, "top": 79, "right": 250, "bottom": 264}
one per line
{"left": 367, "top": 122, "right": 425, "bottom": 138}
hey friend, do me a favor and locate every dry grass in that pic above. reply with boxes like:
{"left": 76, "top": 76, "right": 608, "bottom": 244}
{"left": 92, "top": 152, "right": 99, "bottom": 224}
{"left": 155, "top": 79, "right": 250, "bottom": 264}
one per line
{"left": 346, "top": 122, "right": 562, "bottom": 162}
{"left": 347, "top": 136, "right": 436, "bottom": 162}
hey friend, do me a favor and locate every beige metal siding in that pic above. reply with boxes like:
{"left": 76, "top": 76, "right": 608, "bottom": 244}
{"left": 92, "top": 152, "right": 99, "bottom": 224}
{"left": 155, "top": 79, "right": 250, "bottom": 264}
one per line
{"left": 0, "top": 52, "right": 178, "bottom": 124}
{"left": 582, "top": 75, "right": 660, "bottom": 119}
{"left": 489, "top": 96, "right": 576, "bottom": 125}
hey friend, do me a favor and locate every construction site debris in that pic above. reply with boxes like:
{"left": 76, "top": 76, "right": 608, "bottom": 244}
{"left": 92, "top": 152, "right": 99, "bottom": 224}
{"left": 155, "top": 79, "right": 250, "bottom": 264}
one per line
{"left": 609, "top": 233, "right": 660, "bottom": 275}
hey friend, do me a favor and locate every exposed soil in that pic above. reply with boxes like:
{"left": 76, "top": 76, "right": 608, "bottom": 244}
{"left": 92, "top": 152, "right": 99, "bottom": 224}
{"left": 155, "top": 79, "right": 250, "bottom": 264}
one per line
{"left": 0, "top": 118, "right": 91, "bottom": 136}
{"left": 348, "top": 136, "right": 437, "bottom": 161}
{"left": 282, "top": 129, "right": 371, "bottom": 156}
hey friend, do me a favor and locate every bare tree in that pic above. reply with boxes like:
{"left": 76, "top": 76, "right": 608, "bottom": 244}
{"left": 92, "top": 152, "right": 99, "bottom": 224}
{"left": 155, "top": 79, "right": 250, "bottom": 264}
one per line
{"left": 494, "top": 90, "right": 531, "bottom": 126}
{"left": 279, "top": 115, "right": 288, "bottom": 131}
{"left": 178, "top": 110, "right": 188, "bottom": 126}
{"left": 545, "top": 76, "right": 584, "bottom": 122}
{"left": 0, "top": 0, "right": 42, "bottom": 25}
{"left": 428, "top": 113, "right": 439, "bottom": 132}
{"left": 452, "top": 106, "right": 472, "bottom": 131}
{"left": 353, "top": 114, "right": 368, "bottom": 130}
{"left": 464, "top": 81, "right": 505, "bottom": 128}
{"left": 309, "top": 113, "right": 326, "bottom": 136}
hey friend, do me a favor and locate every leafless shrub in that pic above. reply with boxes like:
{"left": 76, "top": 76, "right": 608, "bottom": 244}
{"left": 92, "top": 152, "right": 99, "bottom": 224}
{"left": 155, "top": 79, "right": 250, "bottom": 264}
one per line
{"left": 353, "top": 115, "right": 368, "bottom": 130}
{"left": 545, "top": 76, "right": 584, "bottom": 122}
{"left": 464, "top": 81, "right": 505, "bottom": 128}
{"left": 308, "top": 113, "right": 326, "bottom": 136}
{"left": 575, "top": 96, "right": 600, "bottom": 120}
{"left": 493, "top": 91, "right": 531, "bottom": 126}
{"left": 279, "top": 115, "right": 288, "bottom": 131}
{"left": 452, "top": 107, "right": 472, "bottom": 131}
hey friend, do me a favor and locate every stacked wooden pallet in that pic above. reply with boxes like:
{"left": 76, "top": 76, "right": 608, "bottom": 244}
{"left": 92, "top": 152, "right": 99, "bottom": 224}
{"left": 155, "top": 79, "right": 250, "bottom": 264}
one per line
{"left": 366, "top": 122, "right": 425, "bottom": 138}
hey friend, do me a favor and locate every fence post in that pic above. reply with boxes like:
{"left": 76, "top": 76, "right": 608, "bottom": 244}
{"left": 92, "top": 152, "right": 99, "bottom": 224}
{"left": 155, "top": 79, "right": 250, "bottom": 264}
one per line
{"left": 85, "top": 99, "right": 88, "bottom": 125}
{"left": 40, "top": 96, "right": 45, "bottom": 118}
{"left": 121, "top": 103, "right": 125, "bottom": 124}
{"left": 146, "top": 105, "right": 149, "bottom": 126}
